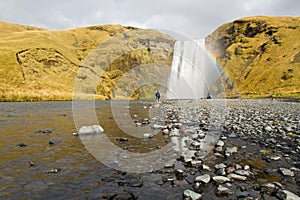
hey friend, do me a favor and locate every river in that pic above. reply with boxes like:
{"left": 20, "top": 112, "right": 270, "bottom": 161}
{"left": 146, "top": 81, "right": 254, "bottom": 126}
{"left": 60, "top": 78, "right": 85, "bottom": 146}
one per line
{"left": 0, "top": 100, "right": 186, "bottom": 199}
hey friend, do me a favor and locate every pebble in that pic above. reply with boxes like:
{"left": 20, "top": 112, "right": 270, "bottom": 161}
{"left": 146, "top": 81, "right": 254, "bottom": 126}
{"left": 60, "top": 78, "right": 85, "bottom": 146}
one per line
{"left": 195, "top": 174, "right": 210, "bottom": 184}
{"left": 279, "top": 168, "right": 295, "bottom": 176}
{"left": 76, "top": 125, "right": 104, "bottom": 135}
{"left": 227, "top": 173, "right": 247, "bottom": 181}
{"left": 216, "top": 185, "right": 233, "bottom": 196}
{"left": 212, "top": 176, "right": 231, "bottom": 183}
{"left": 215, "top": 163, "right": 227, "bottom": 169}
{"left": 143, "top": 133, "right": 154, "bottom": 138}
{"left": 216, "top": 140, "right": 225, "bottom": 147}
{"left": 276, "top": 190, "right": 300, "bottom": 200}
{"left": 183, "top": 189, "right": 202, "bottom": 200}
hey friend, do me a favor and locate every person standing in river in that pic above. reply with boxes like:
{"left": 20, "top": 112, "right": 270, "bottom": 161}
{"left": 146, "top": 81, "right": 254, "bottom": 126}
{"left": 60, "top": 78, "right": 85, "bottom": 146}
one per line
{"left": 155, "top": 91, "right": 160, "bottom": 103}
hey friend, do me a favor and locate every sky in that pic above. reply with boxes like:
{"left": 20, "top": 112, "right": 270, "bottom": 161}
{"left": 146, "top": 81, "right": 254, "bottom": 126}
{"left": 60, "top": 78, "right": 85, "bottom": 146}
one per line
{"left": 0, "top": 0, "right": 299, "bottom": 39}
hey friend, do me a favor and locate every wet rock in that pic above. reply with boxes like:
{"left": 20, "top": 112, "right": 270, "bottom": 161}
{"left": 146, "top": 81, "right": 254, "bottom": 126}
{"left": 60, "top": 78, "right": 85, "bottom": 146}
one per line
{"left": 202, "top": 164, "right": 211, "bottom": 171}
{"left": 143, "top": 133, "right": 154, "bottom": 138}
{"left": 76, "top": 125, "right": 104, "bottom": 135}
{"left": 135, "top": 122, "right": 142, "bottom": 126}
{"left": 216, "top": 185, "right": 233, "bottom": 196}
{"left": 244, "top": 165, "right": 250, "bottom": 170}
{"left": 152, "top": 124, "right": 162, "bottom": 129}
{"left": 260, "top": 183, "right": 276, "bottom": 194}
{"left": 162, "top": 129, "right": 169, "bottom": 134}
{"left": 191, "top": 160, "right": 203, "bottom": 168}
{"left": 235, "top": 170, "right": 250, "bottom": 177}
{"left": 226, "top": 166, "right": 236, "bottom": 174}
{"left": 215, "top": 147, "right": 223, "bottom": 152}
{"left": 270, "top": 156, "right": 282, "bottom": 161}
{"left": 17, "top": 143, "right": 27, "bottom": 147}
{"left": 266, "top": 138, "right": 277, "bottom": 144}
{"left": 183, "top": 189, "right": 202, "bottom": 200}
{"left": 216, "top": 140, "right": 225, "bottom": 147}
{"left": 216, "top": 168, "right": 226, "bottom": 176}
{"left": 279, "top": 168, "right": 295, "bottom": 176}
{"left": 276, "top": 190, "right": 300, "bottom": 200}
{"left": 227, "top": 173, "right": 247, "bottom": 181}
{"left": 35, "top": 129, "right": 53, "bottom": 134}
{"left": 225, "top": 146, "right": 238, "bottom": 156}
{"left": 264, "top": 126, "right": 273, "bottom": 132}
{"left": 212, "top": 176, "right": 231, "bottom": 183}
{"left": 195, "top": 174, "right": 210, "bottom": 184}
{"left": 46, "top": 168, "right": 61, "bottom": 173}
{"left": 29, "top": 161, "right": 35, "bottom": 166}
{"left": 215, "top": 163, "right": 227, "bottom": 169}
{"left": 116, "top": 137, "right": 129, "bottom": 142}
{"left": 170, "top": 129, "right": 180, "bottom": 137}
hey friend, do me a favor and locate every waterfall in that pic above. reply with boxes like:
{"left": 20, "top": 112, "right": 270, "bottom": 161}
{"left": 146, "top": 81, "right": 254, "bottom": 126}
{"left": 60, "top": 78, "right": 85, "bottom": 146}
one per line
{"left": 167, "top": 39, "right": 209, "bottom": 99}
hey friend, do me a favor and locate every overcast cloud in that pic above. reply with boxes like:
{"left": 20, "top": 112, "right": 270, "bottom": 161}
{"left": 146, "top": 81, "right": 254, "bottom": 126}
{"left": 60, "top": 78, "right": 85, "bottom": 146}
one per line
{"left": 0, "top": 0, "right": 299, "bottom": 38}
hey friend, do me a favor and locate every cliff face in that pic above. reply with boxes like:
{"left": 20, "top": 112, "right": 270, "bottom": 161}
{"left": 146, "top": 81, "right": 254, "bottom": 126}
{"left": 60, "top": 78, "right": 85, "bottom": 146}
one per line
{"left": 206, "top": 16, "right": 300, "bottom": 98}
{"left": 0, "top": 21, "right": 174, "bottom": 101}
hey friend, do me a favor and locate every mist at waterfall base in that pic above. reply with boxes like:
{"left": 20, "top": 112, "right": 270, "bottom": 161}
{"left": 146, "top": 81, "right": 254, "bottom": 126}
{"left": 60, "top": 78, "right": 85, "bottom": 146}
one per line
{"left": 167, "top": 39, "right": 219, "bottom": 99}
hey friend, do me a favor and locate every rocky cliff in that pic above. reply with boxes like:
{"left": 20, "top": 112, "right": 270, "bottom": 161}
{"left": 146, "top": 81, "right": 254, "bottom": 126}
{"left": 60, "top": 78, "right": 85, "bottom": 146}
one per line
{"left": 206, "top": 16, "right": 300, "bottom": 98}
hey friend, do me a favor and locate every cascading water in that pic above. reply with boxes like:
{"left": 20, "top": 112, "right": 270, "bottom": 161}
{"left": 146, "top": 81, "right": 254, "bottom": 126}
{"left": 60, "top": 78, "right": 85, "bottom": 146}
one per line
{"left": 167, "top": 39, "right": 212, "bottom": 99}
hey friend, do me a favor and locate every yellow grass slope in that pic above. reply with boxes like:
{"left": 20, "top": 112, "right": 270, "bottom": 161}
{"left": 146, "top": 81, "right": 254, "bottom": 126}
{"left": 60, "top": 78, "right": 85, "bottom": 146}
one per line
{"left": 206, "top": 16, "right": 300, "bottom": 98}
{"left": 0, "top": 21, "right": 174, "bottom": 101}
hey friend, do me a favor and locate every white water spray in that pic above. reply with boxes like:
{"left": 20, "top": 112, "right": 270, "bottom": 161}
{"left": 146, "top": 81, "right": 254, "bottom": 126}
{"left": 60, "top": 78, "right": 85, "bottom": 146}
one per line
{"left": 167, "top": 39, "right": 211, "bottom": 99}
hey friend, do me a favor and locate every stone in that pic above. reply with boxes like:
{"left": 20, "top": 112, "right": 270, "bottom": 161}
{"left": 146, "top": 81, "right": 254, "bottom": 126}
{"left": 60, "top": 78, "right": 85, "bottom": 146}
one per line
{"left": 227, "top": 173, "right": 247, "bottom": 181}
{"left": 235, "top": 170, "right": 250, "bottom": 177}
{"left": 202, "top": 164, "right": 211, "bottom": 171}
{"left": 216, "top": 185, "right": 233, "bottom": 196}
{"left": 216, "top": 140, "right": 225, "bottom": 147}
{"left": 46, "top": 168, "right": 61, "bottom": 173}
{"left": 170, "top": 128, "right": 180, "bottom": 137}
{"left": 215, "top": 163, "right": 227, "bottom": 169}
{"left": 226, "top": 166, "right": 236, "bottom": 174}
{"left": 244, "top": 165, "right": 250, "bottom": 170}
{"left": 191, "top": 160, "right": 203, "bottom": 168}
{"left": 18, "top": 143, "right": 27, "bottom": 147}
{"left": 271, "top": 156, "right": 282, "bottom": 161}
{"left": 143, "top": 133, "right": 154, "bottom": 138}
{"left": 260, "top": 183, "right": 276, "bottom": 194}
{"left": 195, "top": 174, "right": 210, "bottom": 184}
{"left": 216, "top": 168, "right": 226, "bottom": 176}
{"left": 77, "top": 125, "right": 104, "bottom": 135}
{"left": 265, "top": 126, "right": 273, "bottom": 132}
{"left": 35, "top": 129, "right": 53, "bottom": 134}
{"left": 215, "top": 147, "right": 223, "bottom": 152}
{"left": 183, "top": 189, "right": 202, "bottom": 200}
{"left": 276, "top": 190, "right": 300, "bottom": 200}
{"left": 212, "top": 176, "right": 231, "bottom": 183}
{"left": 214, "top": 153, "right": 225, "bottom": 158}
{"left": 279, "top": 168, "right": 295, "bottom": 176}
{"left": 266, "top": 138, "right": 277, "bottom": 144}
{"left": 225, "top": 147, "right": 238, "bottom": 154}
{"left": 152, "top": 124, "right": 161, "bottom": 129}
{"left": 116, "top": 137, "right": 128, "bottom": 142}
{"left": 162, "top": 129, "right": 169, "bottom": 134}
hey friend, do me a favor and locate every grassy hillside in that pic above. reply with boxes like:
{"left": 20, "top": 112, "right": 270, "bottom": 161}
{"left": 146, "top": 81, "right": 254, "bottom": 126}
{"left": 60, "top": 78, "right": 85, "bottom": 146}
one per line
{"left": 206, "top": 16, "right": 300, "bottom": 98}
{"left": 0, "top": 21, "right": 174, "bottom": 101}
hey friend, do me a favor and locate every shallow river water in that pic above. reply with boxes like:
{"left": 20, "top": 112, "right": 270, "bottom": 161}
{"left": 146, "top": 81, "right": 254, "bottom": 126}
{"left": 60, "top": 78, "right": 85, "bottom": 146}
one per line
{"left": 1, "top": 100, "right": 186, "bottom": 199}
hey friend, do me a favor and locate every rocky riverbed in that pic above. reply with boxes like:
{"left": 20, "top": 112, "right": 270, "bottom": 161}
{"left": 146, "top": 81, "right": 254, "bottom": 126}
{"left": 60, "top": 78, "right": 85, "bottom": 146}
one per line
{"left": 124, "top": 98, "right": 300, "bottom": 200}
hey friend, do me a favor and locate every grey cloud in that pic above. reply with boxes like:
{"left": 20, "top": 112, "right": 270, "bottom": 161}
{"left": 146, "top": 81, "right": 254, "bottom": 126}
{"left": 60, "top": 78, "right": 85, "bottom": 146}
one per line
{"left": 0, "top": 0, "right": 299, "bottom": 38}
